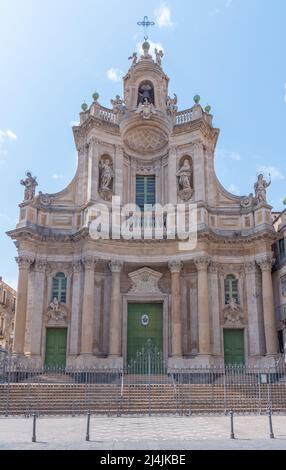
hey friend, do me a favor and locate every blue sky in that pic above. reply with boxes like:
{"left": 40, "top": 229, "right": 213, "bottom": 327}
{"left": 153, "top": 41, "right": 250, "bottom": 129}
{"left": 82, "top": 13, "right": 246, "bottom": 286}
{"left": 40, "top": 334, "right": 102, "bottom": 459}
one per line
{"left": 0, "top": 0, "right": 286, "bottom": 288}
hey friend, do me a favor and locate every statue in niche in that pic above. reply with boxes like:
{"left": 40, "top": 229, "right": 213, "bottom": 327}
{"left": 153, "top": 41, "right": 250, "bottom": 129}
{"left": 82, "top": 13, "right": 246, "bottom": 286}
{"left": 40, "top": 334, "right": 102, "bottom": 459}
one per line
{"left": 176, "top": 159, "right": 193, "bottom": 201}
{"left": 99, "top": 158, "right": 114, "bottom": 201}
{"left": 254, "top": 173, "right": 271, "bottom": 204}
{"left": 128, "top": 52, "right": 137, "bottom": 66}
{"left": 111, "top": 95, "right": 126, "bottom": 114}
{"left": 155, "top": 48, "right": 164, "bottom": 67}
{"left": 166, "top": 93, "right": 178, "bottom": 117}
{"left": 20, "top": 171, "right": 38, "bottom": 201}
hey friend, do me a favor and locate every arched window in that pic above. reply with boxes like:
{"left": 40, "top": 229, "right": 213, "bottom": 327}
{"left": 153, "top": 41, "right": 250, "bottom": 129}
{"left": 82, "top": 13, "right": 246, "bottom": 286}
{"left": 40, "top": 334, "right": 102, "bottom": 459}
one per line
{"left": 224, "top": 274, "right": 239, "bottom": 304}
{"left": 52, "top": 272, "right": 67, "bottom": 303}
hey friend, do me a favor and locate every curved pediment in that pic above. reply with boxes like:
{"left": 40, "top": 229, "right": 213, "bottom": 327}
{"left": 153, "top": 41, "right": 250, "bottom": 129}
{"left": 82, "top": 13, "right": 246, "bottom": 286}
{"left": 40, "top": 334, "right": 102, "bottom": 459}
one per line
{"left": 128, "top": 267, "right": 163, "bottom": 293}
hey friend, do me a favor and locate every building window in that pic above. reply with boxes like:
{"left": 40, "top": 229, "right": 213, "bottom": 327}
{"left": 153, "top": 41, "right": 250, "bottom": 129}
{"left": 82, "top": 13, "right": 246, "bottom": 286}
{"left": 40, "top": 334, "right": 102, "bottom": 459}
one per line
{"left": 224, "top": 274, "right": 239, "bottom": 304}
{"left": 52, "top": 272, "right": 67, "bottom": 303}
{"left": 137, "top": 81, "right": 155, "bottom": 105}
{"left": 279, "top": 238, "right": 285, "bottom": 256}
{"left": 136, "top": 175, "right": 156, "bottom": 211}
{"left": 3, "top": 290, "right": 6, "bottom": 305}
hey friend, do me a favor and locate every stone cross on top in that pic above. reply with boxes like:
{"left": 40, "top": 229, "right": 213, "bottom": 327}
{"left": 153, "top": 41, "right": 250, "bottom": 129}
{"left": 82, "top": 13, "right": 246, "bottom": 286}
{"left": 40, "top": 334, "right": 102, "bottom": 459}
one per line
{"left": 137, "top": 15, "right": 155, "bottom": 41}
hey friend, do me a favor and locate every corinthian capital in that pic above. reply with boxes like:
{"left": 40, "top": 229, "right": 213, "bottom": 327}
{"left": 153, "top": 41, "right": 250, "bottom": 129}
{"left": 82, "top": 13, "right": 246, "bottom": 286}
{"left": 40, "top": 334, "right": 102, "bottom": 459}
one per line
{"left": 168, "top": 260, "right": 182, "bottom": 274}
{"left": 72, "top": 260, "right": 83, "bottom": 273}
{"left": 109, "top": 260, "right": 123, "bottom": 273}
{"left": 256, "top": 255, "right": 274, "bottom": 272}
{"left": 244, "top": 261, "right": 256, "bottom": 274}
{"left": 34, "top": 259, "right": 48, "bottom": 272}
{"left": 16, "top": 256, "right": 34, "bottom": 270}
{"left": 194, "top": 257, "right": 211, "bottom": 271}
{"left": 82, "top": 256, "right": 96, "bottom": 270}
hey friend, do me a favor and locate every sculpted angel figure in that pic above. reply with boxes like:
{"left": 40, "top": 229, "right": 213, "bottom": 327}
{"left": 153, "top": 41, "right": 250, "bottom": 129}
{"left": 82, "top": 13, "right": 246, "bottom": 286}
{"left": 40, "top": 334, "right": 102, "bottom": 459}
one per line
{"left": 99, "top": 159, "right": 114, "bottom": 190}
{"left": 155, "top": 48, "right": 164, "bottom": 67}
{"left": 166, "top": 93, "right": 178, "bottom": 116}
{"left": 111, "top": 95, "right": 126, "bottom": 114}
{"left": 50, "top": 297, "right": 60, "bottom": 311}
{"left": 128, "top": 52, "right": 138, "bottom": 66}
{"left": 136, "top": 98, "right": 156, "bottom": 119}
{"left": 254, "top": 173, "right": 271, "bottom": 203}
{"left": 20, "top": 171, "right": 38, "bottom": 201}
{"left": 176, "top": 159, "right": 192, "bottom": 190}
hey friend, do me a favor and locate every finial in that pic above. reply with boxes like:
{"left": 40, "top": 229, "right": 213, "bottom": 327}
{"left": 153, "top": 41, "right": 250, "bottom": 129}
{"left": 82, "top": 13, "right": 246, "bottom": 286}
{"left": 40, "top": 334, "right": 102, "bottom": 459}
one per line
{"left": 193, "top": 95, "right": 200, "bottom": 104}
{"left": 92, "top": 92, "right": 99, "bottom": 102}
{"left": 81, "top": 102, "right": 88, "bottom": 112}
{"left": 205, "top": 105, "right": 211, "bottom": 114}
{"left": 137, "top": 15, "right": 155, "bottom": 41}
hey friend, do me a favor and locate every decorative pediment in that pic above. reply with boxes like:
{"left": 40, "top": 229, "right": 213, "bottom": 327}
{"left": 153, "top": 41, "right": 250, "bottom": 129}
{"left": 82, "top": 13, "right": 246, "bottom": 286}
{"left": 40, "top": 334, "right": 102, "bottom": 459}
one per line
{"left": 128, "top": 267, "right": 163, "bottom": 293}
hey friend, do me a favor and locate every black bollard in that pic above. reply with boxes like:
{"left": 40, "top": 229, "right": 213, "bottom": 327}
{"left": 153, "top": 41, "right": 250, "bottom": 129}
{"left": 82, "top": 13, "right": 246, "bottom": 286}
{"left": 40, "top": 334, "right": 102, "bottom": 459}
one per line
{"left": 86, "top": 411, "right": 91, "bottom": 441}
{"left": 230, "top": 410, "right": 235, "bottom": 439}
{"left": 32, "top": 413, "right": 37, "bottom": 443}
{"left": 268, "top": 409, "right": 274, "bottom": 439}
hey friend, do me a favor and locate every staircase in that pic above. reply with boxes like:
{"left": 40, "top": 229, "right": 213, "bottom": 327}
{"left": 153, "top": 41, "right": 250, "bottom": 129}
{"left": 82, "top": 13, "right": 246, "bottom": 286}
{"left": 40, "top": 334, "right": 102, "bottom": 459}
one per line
{"left": 0, "top": 374, "right": 285, "bottom": 416}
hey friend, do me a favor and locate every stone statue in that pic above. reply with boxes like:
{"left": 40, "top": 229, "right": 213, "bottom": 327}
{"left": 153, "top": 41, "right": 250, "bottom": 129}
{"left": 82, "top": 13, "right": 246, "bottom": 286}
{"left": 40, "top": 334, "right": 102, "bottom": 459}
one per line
{"left": 224, "top": 297, "right": 243, "bottom": 324}
{"left": 176, "top": 159, "right": 193, "bottom": 201}
{"left": 99, "top": 159, "right": 114, "bottom": 190}
{"left": 50, "top": 297, "right": 60, "bottom": 311}
{"left": 111, "top": 95, "right": 126, "bottom": 114}
{"left": 128, "top": 52, "right": 137, "bottom": 66}
{"left": 177, "top": 159, "right": 192, "bottom": 190}
{"left": 155, "top": 48, "right": 164, "bottom": 67}
{"left": 166, "top": 93, "right": 178, "bottom": 117}
{"left": 254, "top": 173, "right": 271, "bottom": 203}
{"left": 136, "top": 98, "right": 156, "bottom": 120}
{"left": 20, "top": 171, "right": 38, "bottom": 201}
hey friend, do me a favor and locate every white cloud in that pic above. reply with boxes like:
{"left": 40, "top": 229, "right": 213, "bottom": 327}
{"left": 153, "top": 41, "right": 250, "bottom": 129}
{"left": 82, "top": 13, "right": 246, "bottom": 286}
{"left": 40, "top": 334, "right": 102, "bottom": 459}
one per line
{"left": 107, "top": 68, "right": 124, "bottom": 83}
{"left": 257, "top": 165, "right": 284, "bottom": 181}
{"left": 216, "top": 148, "right": 241, "bottom": 161}
{"left": 52, "top": 174, "right": 64, "bottom": 180}
{"left": 228, "top": 184, "right": 240, "bottom": 195}
{"left": 136, "top": 41, "right": 164, "bottom": 58}
{"left": 0, "top": 129, "right": 17, "bottom": 160}
{"left": 155, "top": 3, "right": 174, "bottom": 29}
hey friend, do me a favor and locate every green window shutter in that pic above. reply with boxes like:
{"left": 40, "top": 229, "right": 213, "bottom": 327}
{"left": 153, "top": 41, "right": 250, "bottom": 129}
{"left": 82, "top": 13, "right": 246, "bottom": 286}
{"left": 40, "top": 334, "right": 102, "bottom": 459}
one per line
{"left": 136, "top": 175, "right": 156, "bottom": 210}
{"left": 52, "top": 272, "right": 67, "bottom": 303}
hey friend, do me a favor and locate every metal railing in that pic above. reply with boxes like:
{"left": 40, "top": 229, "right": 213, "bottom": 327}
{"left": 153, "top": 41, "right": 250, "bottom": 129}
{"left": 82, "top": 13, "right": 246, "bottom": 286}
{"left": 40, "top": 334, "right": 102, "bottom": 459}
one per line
{"left": 0, "top": 356, "right": 285, "bottom": 417}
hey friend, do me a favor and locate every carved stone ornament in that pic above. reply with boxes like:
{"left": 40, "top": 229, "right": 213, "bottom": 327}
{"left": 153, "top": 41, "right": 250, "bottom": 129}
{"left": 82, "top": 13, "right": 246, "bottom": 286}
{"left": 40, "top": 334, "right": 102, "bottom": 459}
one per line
{"left": 46, "top": 298, "right": 68, "bottom": 323}
{"left": 223, "top": 298, "right": 243, "bottom": 325}
{"left": 240, "top": 194, "right": 254, "bottom": 208}
{"left": 136, "top": 99, "right": 156, "bottom": 120}
{"left": 124, "top": 127, "right": 167, "bottom": 155}
{"left": 37, "top": 192, "right": 53, "bottom": 207}
{"left": 128, "top": 267, "right": 163, "bottom": 293}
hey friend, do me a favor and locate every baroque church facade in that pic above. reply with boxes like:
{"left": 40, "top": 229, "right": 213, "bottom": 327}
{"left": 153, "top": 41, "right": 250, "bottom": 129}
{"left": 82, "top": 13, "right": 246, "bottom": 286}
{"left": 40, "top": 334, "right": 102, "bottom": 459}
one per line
{"left": 8, "top": 39, "right": 285, "bottom": 369}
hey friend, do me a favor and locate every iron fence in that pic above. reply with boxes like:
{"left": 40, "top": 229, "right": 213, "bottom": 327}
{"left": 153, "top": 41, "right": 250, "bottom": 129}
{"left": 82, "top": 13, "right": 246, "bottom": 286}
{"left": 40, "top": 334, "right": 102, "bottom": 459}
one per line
{"left": 0, "top": 352, "right": 286, "bottom": 417}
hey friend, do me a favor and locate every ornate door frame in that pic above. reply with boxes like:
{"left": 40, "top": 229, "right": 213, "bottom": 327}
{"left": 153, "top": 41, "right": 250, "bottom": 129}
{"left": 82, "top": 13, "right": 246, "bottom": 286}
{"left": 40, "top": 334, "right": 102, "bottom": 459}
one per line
{"left": 122, "top": 294, "right": 169, "bottom": 366}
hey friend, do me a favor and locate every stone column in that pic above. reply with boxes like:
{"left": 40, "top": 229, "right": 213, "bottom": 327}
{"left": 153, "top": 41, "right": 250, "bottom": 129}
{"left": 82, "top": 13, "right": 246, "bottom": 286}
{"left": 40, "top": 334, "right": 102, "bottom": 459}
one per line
{"left": 209, "top": 262, "right": 221, "bottom": 355}
{"left": 168, "top": 146, "right": 177, "bottom": 204}
{"left": 80, "top": 257, "right": 95, "bottom": 355}
{"left": 169, "top": 260, "right": 183, "bottom": 357}
{"left": 70, "top": 261, "right": 83, "bottom": 356}
{"left": 13, "top": 256, "right": 34, "bottom": 354}
{"left": 245, "top": 261, "right": 261, "bottom": 356}
{"left": 195, "top": 257, "right": 211, "bottom": 355}
{"left": 109, "top": 260, "right": 123, "bottom": 356}
{"left": 114, "top": 145, "right": 124, "bottom": 199}
{"left": 257, "top": 255, "right": 278, "bottom": 355}
{"left": 25, "top": 259, "right": 47, "bottom": 356}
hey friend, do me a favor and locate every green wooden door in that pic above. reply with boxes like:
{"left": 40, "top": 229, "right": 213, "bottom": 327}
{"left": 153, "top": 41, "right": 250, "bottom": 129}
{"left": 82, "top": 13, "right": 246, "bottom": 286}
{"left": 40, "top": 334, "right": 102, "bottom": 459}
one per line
{"left": 45, "top": 328, "right": 67, "bottom": 367}
{"left": 224, "top": 329, "right": 245, "bottom": 365}
{"left": 127, "top": 303, "right": 163, "bottom": 366}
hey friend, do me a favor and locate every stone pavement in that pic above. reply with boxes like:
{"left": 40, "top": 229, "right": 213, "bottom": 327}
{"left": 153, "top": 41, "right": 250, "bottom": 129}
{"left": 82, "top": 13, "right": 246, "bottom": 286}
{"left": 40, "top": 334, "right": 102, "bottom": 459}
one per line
{"left": 0, "top": 415, "right": 286, "bottom": 450}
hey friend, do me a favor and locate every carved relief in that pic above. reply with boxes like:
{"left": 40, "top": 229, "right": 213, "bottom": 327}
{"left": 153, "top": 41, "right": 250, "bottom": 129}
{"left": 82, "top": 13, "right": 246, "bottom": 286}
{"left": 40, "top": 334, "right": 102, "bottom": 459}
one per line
{"left": 223, "top": 298, "right": 244, "bottom": 325}
{"left": 124, "top": 127, "right": 168, "bottom": 155}
{"left": 128, "top": 267, "right": 163, "bottom": 293}
{"left": 136, "top": 100, "right": 156, "bottom": 120}
{"left": 46, "top": 297, "right": 68, "bottom": 323}
{"left": 99, "top": 155, "right": 114, "bottom": 201}
{"left": 177, "top": 156, "right": 193, "bottom": 201}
